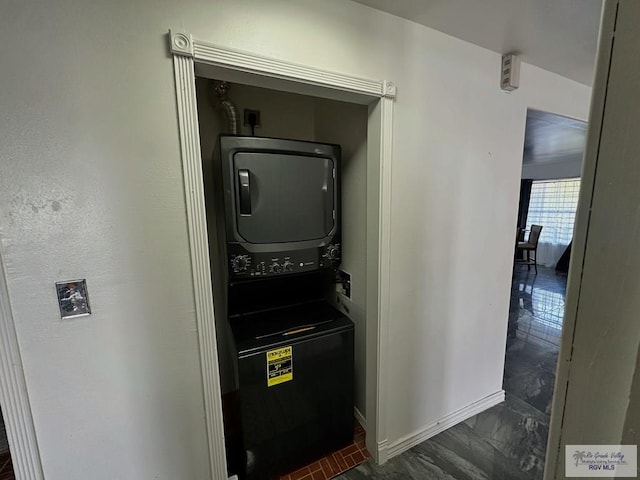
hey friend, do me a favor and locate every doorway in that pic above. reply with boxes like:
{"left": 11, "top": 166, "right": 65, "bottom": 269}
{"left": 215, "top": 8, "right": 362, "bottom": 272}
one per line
{"left": 503, "top": 109, "right": 588, "bottom": 477}
{"left": 169, "top": 31, "right": 396, "bottom": 477}
{"left": 512, "top": 109, "right": 587, "bottom": 341}
{"left": 193, "top": 79, "right": 370, "bottom": 477}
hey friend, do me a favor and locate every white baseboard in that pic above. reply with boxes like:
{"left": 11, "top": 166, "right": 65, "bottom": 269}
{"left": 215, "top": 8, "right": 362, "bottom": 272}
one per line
{"left": 376, "top": 438, "right": 389, "bottom": 464}
{"left": 354, "top": 407, "right": 366, "bottom": 431}
{"left": 387, "top": 390, "right": 505, "bottom": 459}
{"left": 353, "top": 407, "right": 391, "bottom": 464}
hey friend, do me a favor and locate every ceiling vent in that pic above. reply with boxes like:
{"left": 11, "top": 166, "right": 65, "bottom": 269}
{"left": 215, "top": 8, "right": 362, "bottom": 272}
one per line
{"left": 501, "top": 53, "right": 520, "bottom": 92}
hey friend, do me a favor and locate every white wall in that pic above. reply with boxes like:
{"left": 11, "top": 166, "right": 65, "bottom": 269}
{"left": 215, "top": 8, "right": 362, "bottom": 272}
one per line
{"left": 314, "top": 98, "right": 369, "bottom": 417}
{"left": 0, "top": 0, "right": 591, "bottom": 477}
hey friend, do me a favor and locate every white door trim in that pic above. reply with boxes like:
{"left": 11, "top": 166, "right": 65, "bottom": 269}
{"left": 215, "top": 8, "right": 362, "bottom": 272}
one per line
{"left": 0, "top": 249, "right": 44, "bottom": 479}
{"left": 168, "top": 30, "right": 395, "bottom": 476}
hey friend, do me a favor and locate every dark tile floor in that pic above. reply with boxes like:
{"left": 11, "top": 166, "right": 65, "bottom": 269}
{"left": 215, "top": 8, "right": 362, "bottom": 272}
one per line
{"left": 0, "top": 452, "right": 13, "bottom": 480}
{"left": 338, "top": 266, "right": 567, "bottom": 480}
{"left": 0, "top": 407, "right": 12, "bottom": 480}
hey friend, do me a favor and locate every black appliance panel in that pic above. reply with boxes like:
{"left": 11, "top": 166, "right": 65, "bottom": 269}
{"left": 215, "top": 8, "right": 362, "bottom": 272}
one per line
{"left": 231, "top": 302, "right": 354, "bottom": 479}
{"left": 228, "top": 243, "right": 340, "bottom": 280}
{"left": 233, "top": 152, "right": 335, "bottom": 243}
{"left": 227, "top": 271, "right": 328, "bottom": 318}
{"left": 219, "top": 136, "right": 341, "bottom": 281}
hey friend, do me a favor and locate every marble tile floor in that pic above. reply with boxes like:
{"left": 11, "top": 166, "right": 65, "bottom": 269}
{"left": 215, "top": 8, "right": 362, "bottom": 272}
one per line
{"left": 0, "top": 452, "right": 13, "bottom": 480}
{"left": 0, "top": 408, "right": 12, "bottom": 480}
{"left": 338, "top": 266, "right": 567, "bottom": 480}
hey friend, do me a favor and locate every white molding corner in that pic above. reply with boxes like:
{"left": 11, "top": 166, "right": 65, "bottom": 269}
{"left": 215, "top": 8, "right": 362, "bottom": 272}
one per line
{"left": 387, "top": 390, "right": 505, "bottom": 459}
{"left": 383, "top": 81, "right": 397, "bottom": 98}
{"left": 0, "top": 250, "right": 44, "bottom": 479}
{"left": 169, "top": 30, "right": 194, "bottom": 57}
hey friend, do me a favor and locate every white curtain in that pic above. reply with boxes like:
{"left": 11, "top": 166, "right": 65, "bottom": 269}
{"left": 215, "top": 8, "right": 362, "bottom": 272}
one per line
{"left": 535, "top": 242, "right": 568, "bottom": 267}
{"left": 526, "top": 179, "right": 581, "bottom": 268}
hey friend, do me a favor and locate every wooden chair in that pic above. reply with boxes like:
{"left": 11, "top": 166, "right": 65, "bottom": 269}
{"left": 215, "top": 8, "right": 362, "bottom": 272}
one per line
{"left": 516, "top": 225, "right": 543, "bottom": 273}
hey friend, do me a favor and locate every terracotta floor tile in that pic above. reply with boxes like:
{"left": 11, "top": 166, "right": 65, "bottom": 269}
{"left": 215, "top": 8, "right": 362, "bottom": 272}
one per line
{"left": 311, "top": 470, "right": 326, "bottom": 480}
{"left": 341, "top": 444, "right": 359, "bottom": 456}
{"left": 345, "top": 455, "right": 356, "bottom": 468}
{"left": 279, "top": 425, "right": 368, "bottom": 479}
{"left": 352, "top": 450, "right": 365, "bottom": 464}
{"left": 290, "top": 466, "right": 311, "bottom": 479}
{"left": 326, "top": 454, "right": 340, "bottom": 473}
{"left": 333, "top": 452, "right": 348, "bottom": 471}
{"left": 319, "top": 457, "right": 333, "bottom": 475}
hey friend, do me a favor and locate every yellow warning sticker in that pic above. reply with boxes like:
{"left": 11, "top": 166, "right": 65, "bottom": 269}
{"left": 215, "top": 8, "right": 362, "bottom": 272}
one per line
{"left": 266, "top": 346, "right": 293, "bottom": 387}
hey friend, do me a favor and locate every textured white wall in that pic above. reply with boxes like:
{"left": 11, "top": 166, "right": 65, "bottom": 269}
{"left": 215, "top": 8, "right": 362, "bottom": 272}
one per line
{"left": 0, "top": 0, "right": 590, "bottom": 477}
{"left": 314, "top": 98, "right": 369, "bottom": 418}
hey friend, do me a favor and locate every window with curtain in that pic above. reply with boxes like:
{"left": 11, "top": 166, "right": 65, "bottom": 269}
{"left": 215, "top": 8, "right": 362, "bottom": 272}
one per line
{"left": 526, "top": 178, "right": 581, "bottom": 266}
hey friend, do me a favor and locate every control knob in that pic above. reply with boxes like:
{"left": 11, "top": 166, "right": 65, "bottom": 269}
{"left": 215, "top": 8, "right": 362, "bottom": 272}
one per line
{"left": 326, "top": 244, "right": 340, "bottom": 261}
{"left": 231, "top": 255, "right": 250, "bottom": 273}
{"left": 269, "top": 262, "right": 282, "bottom": 274}
{"left": 282, "top": 260, "right": 294, "bottom": 272}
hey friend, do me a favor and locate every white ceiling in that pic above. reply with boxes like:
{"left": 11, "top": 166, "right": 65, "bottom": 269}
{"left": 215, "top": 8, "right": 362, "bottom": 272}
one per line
{"left": 352, "top": 0, "right": 603, "bottom": 86}
{"left": 523, "top": 109, "right": 587, "bottom": 164}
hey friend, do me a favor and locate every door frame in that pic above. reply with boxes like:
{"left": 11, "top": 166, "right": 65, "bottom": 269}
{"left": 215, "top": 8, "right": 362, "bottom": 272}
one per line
{"left": 0, "top": 249, "right": 44, "bottom": 479}
{"left": 168, "top": 30, "right": 396, "bottom": 477}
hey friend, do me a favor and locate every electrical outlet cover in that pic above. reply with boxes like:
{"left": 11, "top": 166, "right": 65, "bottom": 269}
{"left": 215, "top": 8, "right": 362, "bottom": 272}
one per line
{"left": 56, "top": 279, "right": 91, "bottom": 319}
{"left": 243, "top": 109, "right": 261, "bottom": 127}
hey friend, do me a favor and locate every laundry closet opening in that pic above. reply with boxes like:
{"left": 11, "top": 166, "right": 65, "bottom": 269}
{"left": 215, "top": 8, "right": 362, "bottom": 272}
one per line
{"left": 194, "top": 76, "right": 370, "bottom": 478}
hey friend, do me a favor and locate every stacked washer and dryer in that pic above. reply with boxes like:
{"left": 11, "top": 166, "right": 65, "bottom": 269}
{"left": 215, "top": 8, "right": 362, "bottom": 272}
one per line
{"left": 214, "top": 135, "right": 354, "bottom": 479}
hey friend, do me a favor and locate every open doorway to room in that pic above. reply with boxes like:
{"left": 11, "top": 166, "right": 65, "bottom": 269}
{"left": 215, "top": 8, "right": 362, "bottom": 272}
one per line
{"left": 510, "top": 109, "right": 587, "bottom": 344}
{"left": 502, "top": 109, "right": 588, "bottom": 477}
{"left": 0, "top": 407, "right": 14, "bottom": 480}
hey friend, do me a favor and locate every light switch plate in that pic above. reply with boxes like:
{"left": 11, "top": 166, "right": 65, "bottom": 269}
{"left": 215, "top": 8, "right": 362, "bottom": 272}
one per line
{"left": 55, "top": 279, "right": 91, "bottom": 319}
